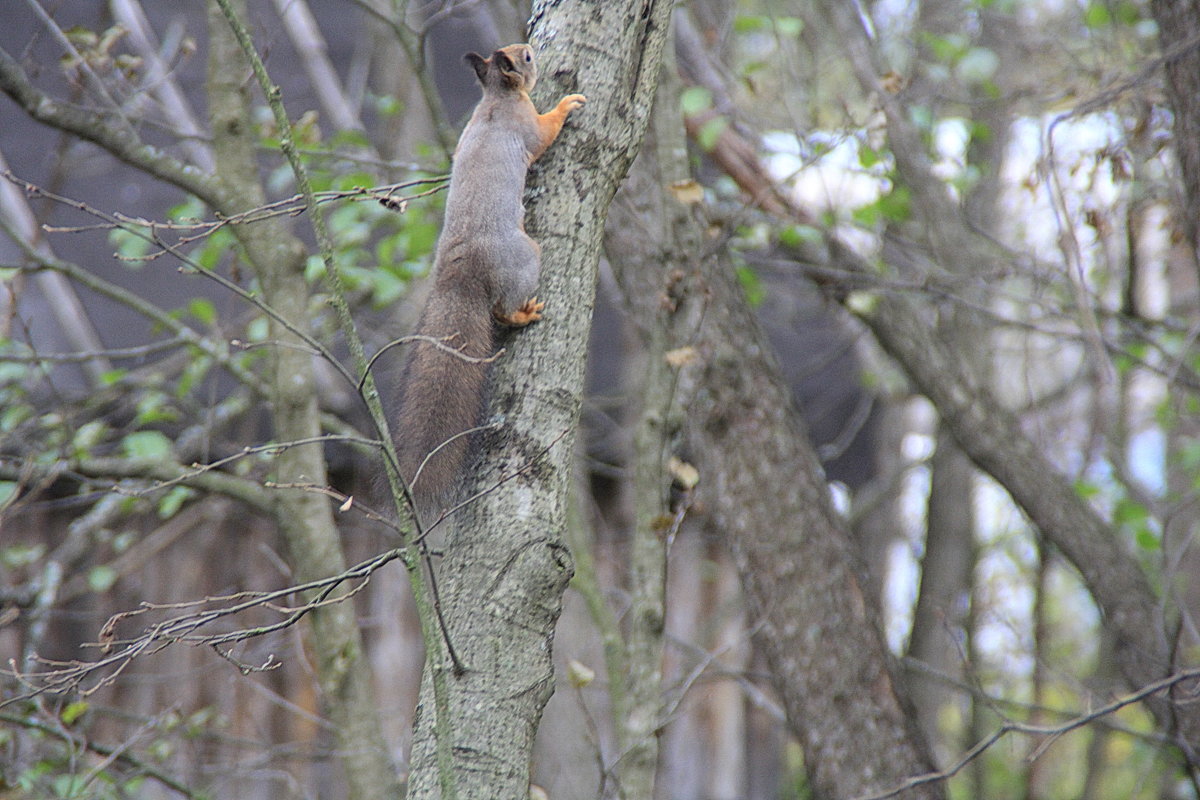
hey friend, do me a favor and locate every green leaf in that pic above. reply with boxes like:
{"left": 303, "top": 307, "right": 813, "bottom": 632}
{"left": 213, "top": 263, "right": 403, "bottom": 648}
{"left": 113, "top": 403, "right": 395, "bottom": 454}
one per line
{"left": 87, "top": 564, "right": 117, "bottom": 592}
{"left": 776, "top": 17, "right": 804, "bottom": 36}
{"left": 177, "top": 355, "right": 213, "bottom": 399}
{"left": 196, "top": 228, "right": 234, "bottom": 271}
{"left": 168, "top": 196, "right": 205, "bottom": 223}
{"left": 1116, "top": 0, "right": 1142, "bottom": 24}
{"left": 856, "top": 184, "right": 912, "bottom": 227}
{"left": 112, "top": 530, "right": 136, "bottom": 553}
{"left": 1072, "top": 479, "right": 1101, "bottom": 500}
{"left": 1113, "top": 496, "right": 1148, "bottom": 526}
{"left": 1, "top": 543, "right": 44, "bottom": 569}
{"left": 736, "top": 265, "right": 766, "bottom": 307}
{"left": 733, "top": 14, "right": 803, "bottom": 36}
{"left": 852, "top": 203, "right": 880, "bottom": 228}
{"left": 733, "top": 14, "right": 768, "bottom": 32}
{"left": 121, "top": 430, "right": 174, "bottom": 461}
{"left": 1, "top": 403, "right": 34, "bottom": 432}
{"left": 696, "top": 116, "right": 729, "bottom": 152}
{"left": 1083, "top": 2, "right": 1112, "bottom": 27}
{"left": 375, "top": 94, "right": 402, "bottom": 116}
{"left": 157, "top": 486, "right": 195, "bottom": 519}
{"left": 877, "top": 184, "right": 911, "bottom": 222}
{"left": 370, "top": 269, "right": 407, "bottom": 307}
{"left": 778, "top": 224, "right": 822, "bottom": 249}
{"left": 135, "top": 392, "right": 178, "bottom": 425}
{"left": 0, "top": 355, "right": 27, "bottom": 381}
{"left": 305, "top": 254, "right": 326, "bottom": 283}
{"left": 148, "top": 739, "right": 175, "bottom": 761}
{"left": 122, "top": 776, "right": 147, "bottom": 794}
{"left": 1178, "top": 437, "right": 1200, "bottom": 471}
{"left": 72, "top": 420, "right": 109, "bottom": 456}
{"left": 61, "top": 701, "right": 89, "bottom": 725}
{"left": 109, "top": 226, "right": 151, "bottom": 265}
{"left": 680, "top": 86, "right": 714, "bottom": 117}
{"left": 53, "top": 774, "right": 85, "bottom": 797}
{"left": 187, "top": 298, "right": 217, "bottom": 327}
{"left": 1135, "top": 526, "right": 1161, "bottom": 551}
{"left": 330, "top": 129, "right": 370, "bottom": 149}
{"left": 969, "top": 120, "right": 993, "bottom": 144}
{"left": 99, "top": 368, "right": 127, "bottom": 386}
{"left": 922, "top": 31, "right": 969, "bottom": 62}
{"left": 407, "top": 220, "right": 439, "bottom": 257}
{"left": 246, "top": 316, "right": 270, "bottom": 342}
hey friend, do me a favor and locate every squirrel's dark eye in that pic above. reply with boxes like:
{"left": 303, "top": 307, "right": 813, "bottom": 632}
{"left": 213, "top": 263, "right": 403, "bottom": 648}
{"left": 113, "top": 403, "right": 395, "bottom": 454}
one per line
{"left": 525, "top": 52, "right": 532, "bottom": 62}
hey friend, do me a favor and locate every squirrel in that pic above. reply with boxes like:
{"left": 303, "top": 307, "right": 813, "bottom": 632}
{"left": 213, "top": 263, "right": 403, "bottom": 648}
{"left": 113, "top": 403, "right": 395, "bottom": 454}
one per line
{"left": 392, "top": 43, "right": 586, "bottom": 524}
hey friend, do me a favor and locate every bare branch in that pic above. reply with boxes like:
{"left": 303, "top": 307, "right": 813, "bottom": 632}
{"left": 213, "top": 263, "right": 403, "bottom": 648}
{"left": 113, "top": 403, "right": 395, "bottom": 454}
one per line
{"left": 0, "top": 46, "right": 224, "bottom": 205}
{"left": 852, "top": 667, "right": 1200, "bottom": 800}
{"left": 1, "top": 546, "right": 405, "bottom": 707}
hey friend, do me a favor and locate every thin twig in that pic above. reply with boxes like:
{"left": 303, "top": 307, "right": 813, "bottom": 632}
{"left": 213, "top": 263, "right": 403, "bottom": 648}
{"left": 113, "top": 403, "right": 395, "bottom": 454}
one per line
{"left": 359, "top": 333, "right": 503, "bottom": 393}
{"left": 1, "top": 547, "right": 406, "bottom": 707}
{"left": 851, "top": 666, "right": 1200, "bottom": 800}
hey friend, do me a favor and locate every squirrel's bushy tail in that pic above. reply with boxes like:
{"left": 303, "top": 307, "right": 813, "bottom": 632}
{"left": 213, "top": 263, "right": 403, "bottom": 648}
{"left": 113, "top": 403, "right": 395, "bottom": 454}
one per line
{"left": 393, "top": 284, "right": 494, "bottom": 523}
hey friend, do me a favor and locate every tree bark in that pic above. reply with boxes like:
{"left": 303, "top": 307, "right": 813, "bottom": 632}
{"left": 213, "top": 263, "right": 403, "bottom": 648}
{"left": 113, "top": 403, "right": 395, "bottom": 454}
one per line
{"left": 404, "top": 2, "right": 677, "bottom": 798}
{"left": 674, "top": 259, "right": 941, "bottom": 800}
{"left": 1149, "top": 0, "right": 1200, "bottom": 278}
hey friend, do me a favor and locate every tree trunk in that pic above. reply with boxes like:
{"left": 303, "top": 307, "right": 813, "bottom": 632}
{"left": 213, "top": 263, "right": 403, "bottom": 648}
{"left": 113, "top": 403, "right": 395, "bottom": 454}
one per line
{"left": 907, "top": 427, "right": 975, "bottom": 758}
{"left": 206, "top": 4, "right": 399, "bottom": 797}
{"left": 1149, "top": 0, "right": 1200, "bottom": 278}
{"left": 599, "top": 38, "right": 711, "bottom": 799}
{"left": 404, "top": 2, "right": 676, "bottom": 797}
{"left": 606, "top": 45, "right": 942, "bottom": 800}
{"left": 678, "top": 260, "right": 942, "bottom": 800}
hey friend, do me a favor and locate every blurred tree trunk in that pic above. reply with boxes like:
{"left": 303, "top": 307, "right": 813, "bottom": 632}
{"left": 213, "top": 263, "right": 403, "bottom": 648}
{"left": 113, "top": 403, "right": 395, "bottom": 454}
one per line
{"left": 1150, "top": 7, "right": 1200, "bottom": 735}
{"left": 205, "top": 3, "right": 399, "bottom": 798}
{"left": 606, "top": 23, "right": 942, "bottom": 799}
{"left": 907, "top": 427, "right": 974, "bottom": 756}
{"left": 676, "top": 245, "right": 942, "bottom": 800}
{"left": 1149, "top": 0, "right": 1200, "bottom": 277}
{"left": 903, "top": 0, "right": 1018, "bottom": 761}
{"left": 604, "top": 43, "right": 707, "bottom": 800}
{"left": 403, "top": 2, "right": 677, "bottom": 797}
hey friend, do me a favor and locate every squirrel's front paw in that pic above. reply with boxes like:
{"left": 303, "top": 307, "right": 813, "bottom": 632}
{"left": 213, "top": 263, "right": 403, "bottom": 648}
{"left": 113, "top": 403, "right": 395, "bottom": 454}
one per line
{"left": 561, "top": 94, "right": 587, "bottom": 113}
{"left": 497, "top": 297, "right": 545, "bottom": 327}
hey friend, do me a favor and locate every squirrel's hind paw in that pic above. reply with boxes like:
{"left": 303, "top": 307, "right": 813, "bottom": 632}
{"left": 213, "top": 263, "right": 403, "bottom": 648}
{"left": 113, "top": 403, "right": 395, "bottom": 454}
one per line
{"left": 497, "top": 297, "right": 545, "bottom": 327}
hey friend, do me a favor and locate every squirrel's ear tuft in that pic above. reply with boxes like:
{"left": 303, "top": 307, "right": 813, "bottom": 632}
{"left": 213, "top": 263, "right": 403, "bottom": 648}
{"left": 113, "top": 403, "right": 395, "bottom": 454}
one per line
{"left": 492, "top": 49, "right": 515, "bottom": 74}
{"left": 491, "top": 49, "right": 524, "bottom": 90}
{"left": 464, "top": 52, "right": 488, "bottom": 83}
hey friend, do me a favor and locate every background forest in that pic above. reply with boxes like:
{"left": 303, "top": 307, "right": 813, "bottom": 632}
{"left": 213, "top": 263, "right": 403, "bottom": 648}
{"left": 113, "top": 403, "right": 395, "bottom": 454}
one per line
{"left": 2, "top": 0, "right": 1200, "bottom": 799}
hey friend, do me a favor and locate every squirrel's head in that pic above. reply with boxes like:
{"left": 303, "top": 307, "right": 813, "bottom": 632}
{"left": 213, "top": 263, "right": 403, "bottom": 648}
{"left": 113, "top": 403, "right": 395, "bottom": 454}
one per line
{"left": 464, "top": 43, "right": 537, "bottom": 93}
